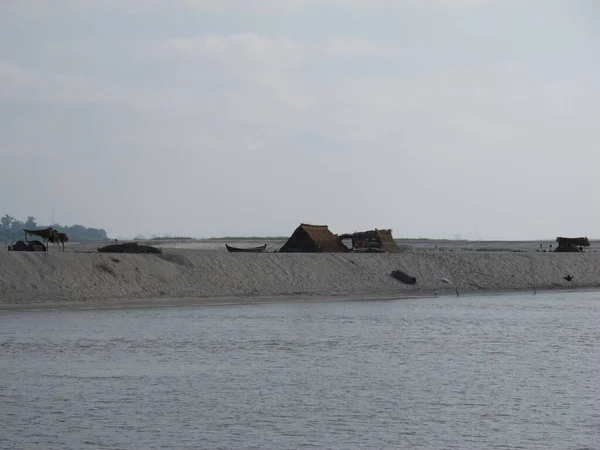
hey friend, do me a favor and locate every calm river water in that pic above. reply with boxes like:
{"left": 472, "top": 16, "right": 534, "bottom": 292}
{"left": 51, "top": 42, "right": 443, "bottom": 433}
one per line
{"left": 1, "top": 292, "right": 600, "bottom": 449}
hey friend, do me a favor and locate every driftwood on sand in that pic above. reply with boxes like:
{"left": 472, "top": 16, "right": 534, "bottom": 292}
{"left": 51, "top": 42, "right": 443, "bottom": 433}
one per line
{"left": 390, "top": 269, "right": 417, "bottom": 285}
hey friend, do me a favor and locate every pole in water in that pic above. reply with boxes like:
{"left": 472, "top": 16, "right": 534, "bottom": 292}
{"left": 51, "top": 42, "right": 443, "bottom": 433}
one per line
{"left": 530, "top": 257, "right": 537, "bottom": 295}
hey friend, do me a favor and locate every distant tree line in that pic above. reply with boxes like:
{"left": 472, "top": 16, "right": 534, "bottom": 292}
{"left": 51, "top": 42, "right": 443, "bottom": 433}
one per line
{"left": 0, "top": 214, "right": 108, "bottom": 242}
{"left": 134, "top": 235, "right": 194, "bottom": 241}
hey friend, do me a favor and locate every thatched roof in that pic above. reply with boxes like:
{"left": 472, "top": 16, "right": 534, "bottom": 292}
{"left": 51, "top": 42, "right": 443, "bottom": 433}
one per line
{"left": 23, "top": 228, "right": 67, "bottom": 247}
{"left": 372, "top": 229, "right": 400, "bottom": 253}
{"left": 280, "top": 223, "right": 349, "bottom": 253}
{"left": 48, "top": 232, "right": 69, "bottom": 244}
{"left": 339, "top": 228, "right": 400, "bottom": 252}
{"left": 24, "top": 227, "right": 56, "bottom": 239}
{"left": 556, "top": 237, "right": 590, "bottom": 247}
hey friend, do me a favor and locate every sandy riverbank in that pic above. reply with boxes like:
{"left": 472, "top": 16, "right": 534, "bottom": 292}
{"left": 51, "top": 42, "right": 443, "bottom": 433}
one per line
{"left": 1, "top": 249, "right": 600, "bottom": 311}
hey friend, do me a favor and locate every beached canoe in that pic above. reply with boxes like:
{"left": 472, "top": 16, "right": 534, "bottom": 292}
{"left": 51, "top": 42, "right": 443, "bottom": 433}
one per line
{"left": 225, "top": 244, "right": 267, "bottom": 253}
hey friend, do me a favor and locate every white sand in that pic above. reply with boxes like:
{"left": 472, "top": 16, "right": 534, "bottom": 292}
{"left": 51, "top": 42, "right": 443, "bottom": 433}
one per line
{"left": 1, "top": 248, "right": 599, "bottom": 310}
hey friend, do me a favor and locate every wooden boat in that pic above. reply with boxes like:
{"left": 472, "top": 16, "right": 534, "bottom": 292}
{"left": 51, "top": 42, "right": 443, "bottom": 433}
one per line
{"left": 225, "top": 244, "right": 267, "bottom": 253}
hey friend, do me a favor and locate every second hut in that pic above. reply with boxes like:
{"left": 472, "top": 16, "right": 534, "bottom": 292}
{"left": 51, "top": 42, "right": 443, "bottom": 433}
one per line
{"left": 339, "top": 229, "right": 401, "bottom": 252}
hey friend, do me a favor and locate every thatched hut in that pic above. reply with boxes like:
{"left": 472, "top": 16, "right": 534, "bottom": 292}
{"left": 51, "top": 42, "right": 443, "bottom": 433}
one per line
{"left": 23, "top": 227, "right": 69, "bottom": 251}
{"left": 22, "top": 227, "right": 58, "bottom": 252}
{"left": 279, "top": 224, "right": 349, "bottom": 253}
{"left": 555, "top": 236, "right": 590, "bottom": 252}
{"left": 338, "top": 229, "right": 400, "bottom": 252}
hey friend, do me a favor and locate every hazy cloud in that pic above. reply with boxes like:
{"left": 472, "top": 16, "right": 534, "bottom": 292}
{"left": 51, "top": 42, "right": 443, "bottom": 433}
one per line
{"left": 184, "top": 0, "right": 498, "bottom": 13}
{"left": 0, "top": 0, "right": 598, "bottom": 239}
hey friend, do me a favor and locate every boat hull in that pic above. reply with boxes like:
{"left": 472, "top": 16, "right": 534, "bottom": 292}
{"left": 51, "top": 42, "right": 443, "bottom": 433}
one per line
{"left": 225, "top": 244, "right": 267, "bottom": 253}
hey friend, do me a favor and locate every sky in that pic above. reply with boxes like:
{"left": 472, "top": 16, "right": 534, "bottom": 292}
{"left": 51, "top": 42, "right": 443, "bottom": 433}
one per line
{"left": 0, "top": 0, "right": 599, "bottom": 239}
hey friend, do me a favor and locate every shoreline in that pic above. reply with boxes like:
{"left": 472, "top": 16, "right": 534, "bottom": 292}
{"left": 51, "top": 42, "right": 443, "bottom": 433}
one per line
{"left": 1, "top": 285, "right": 598, "bottom": 313}
{"left": 2, "top": 250, "right": 599, "bottom": 312}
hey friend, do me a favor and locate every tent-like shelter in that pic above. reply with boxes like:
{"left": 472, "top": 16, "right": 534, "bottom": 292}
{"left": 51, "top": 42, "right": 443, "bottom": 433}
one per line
{"left": 23, "top": 227, "right": 55, "bottom": 252}
{"left": 279, "top": 224, "right": 349, "bottom": 253}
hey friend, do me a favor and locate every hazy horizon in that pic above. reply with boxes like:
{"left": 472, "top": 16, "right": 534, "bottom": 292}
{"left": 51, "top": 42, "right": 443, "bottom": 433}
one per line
{"left": 1, "top": 1, "right": 599, "bottom": 240}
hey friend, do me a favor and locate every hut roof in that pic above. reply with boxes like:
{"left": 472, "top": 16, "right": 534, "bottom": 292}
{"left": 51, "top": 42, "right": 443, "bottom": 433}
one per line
{"left": 340, "top": 228, "right": 400, "bottom": 252}
{"left": 280, "top": 223, "right": 349, "bottom": 253}
{"left": 373, "top": 229, "right": 400, "bottom": 253}
{"left": 556, "top": 236, "right": 590, "bottom": 247}
{"left": 23, "top": 227, "right": 55, "bottom": 239}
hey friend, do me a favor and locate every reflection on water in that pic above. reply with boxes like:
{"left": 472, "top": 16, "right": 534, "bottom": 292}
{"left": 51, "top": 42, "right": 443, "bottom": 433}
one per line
{"left": 2, "top": 292, "right": 600, "bottom": 449}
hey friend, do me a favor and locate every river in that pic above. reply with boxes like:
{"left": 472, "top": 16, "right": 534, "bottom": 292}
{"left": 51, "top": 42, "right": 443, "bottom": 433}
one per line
{"left": 1, "top": 291, "right": 599, "bottom": 449}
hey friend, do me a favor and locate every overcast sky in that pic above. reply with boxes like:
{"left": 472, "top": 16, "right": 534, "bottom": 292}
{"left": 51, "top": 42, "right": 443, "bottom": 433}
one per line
{"left": 1, "top": 0, "right": 598, "bottom": 239}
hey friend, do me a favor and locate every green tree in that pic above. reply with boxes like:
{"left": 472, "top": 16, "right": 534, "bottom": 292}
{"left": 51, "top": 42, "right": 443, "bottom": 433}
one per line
{"left": 24, "top": 216, "right": 37, "bottom": 229}
{"left": 1, "top": 214, "right": 15, "bottom": 230}
{"left": 10, "top": 219, "right": 24, "bottom": 232}
{"left": 0, "top": 214, "right": 109, "bottom": 242}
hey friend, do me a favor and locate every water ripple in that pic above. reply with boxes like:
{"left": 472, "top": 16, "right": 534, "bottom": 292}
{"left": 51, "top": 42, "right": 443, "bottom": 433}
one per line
{"left": 1, "top": 291, "right": 600, "bottom": 449}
